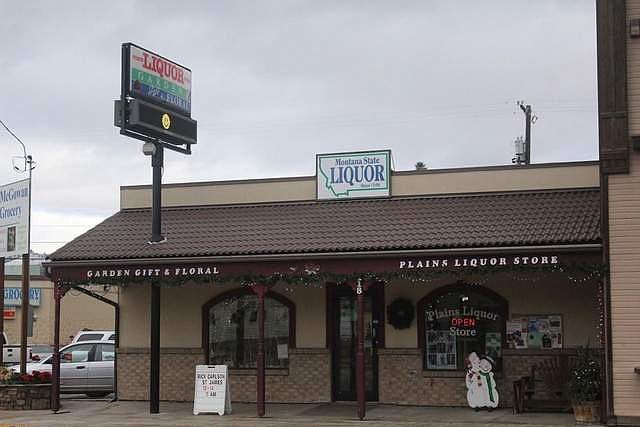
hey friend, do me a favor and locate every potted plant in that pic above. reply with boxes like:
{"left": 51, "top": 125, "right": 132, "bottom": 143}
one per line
{"left": 568, "top": 346, "right": 601, "bottom": 424}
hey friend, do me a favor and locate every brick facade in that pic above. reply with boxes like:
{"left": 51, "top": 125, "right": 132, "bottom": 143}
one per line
{"left": 379, "top": 348, "right": 580, "bottom": 407}
{"left": 118, "top": 346, "right": 579, "bottom": 406}
{"left": 227, "top": 348, "right": 330, "bottom": 403}
{"left": 0, "top": 384, "right": 51, "bottom": 410}
{"left": 117, "top": 347, "right": 330, "bottom": 403}
{"left": 117, "top": 347, "right": 205, "bottom": 401}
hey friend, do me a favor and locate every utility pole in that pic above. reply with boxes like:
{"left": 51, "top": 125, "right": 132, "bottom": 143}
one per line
{"left": 20, "top": 155, "right": 34, "bottom": 375}
{"left": 519, "top": 103, "right": 533, "bottom": 165}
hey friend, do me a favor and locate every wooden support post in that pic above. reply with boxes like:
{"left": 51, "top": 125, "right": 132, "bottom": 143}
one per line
{"left": 349, "top": 278, "right": 372, "bottom": 421}
{"left": 20, "top": 253, "right": 29, "bottom": 374}
{"left": 52, "top": 281, "right": 62, "bottom": 413}
{"left": 599, "top": 279, "right": 611, "bottom": 423}
{"left": 150, "top": 282, "right": 160, "bottom": 414}
{"left": 0, "top": 257, "right": 4, "bottom": 366}
{"left": 114, "top": 303, "right": 120, "bottom": 401}
{"left": 251, "top": 283, "right": 267, "bottom": 417}
{"left": 355, "top": 278, "right": 365, "bottom": 420}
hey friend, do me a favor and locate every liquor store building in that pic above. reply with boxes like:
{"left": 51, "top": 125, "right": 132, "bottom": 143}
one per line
{"left": 45, "top": 158, "right": 604, "bottom": 410}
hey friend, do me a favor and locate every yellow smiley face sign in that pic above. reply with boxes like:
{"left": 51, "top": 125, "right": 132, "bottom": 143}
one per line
{"left": 161, "top": 113, "right": 171, "bottom": 130}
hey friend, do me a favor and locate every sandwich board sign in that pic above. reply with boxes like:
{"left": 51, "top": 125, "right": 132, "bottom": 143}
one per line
{"left": 193, "top": 365, "right": 232, "bottom": 415}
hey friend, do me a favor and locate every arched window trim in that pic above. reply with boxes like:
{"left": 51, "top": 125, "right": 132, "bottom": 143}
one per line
{"left": 416, "top": 282, "right": 508, "bottom": 368}
{"left": 201, "top": 287, "right": 296, "bottom": 363}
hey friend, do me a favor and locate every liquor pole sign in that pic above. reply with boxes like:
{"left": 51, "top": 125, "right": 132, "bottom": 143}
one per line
{"left": 128, "top": 44, "right": 192, "bottom": 115}
{"left": 316, "top": 150, "right": 391, "bottom": 200}
{"left": 0, "top": 179, "right": 30, "bottom": 258}
{"left": 115, "top": 43, "right": 197, "bottom": 147}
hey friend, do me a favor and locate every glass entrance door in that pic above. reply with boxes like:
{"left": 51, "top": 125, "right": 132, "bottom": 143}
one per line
{"left": 331, "top": 285, "right": 381, "bottom": 401}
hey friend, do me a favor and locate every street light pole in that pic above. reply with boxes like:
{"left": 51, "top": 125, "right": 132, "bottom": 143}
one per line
{"left": 0, "top": 120, "right": 34, "bottom": 375}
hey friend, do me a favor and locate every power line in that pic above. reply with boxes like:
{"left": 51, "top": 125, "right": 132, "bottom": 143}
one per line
{"left": 7, "top": 100, "right": 597, "bottom": 141}
{"left": 31, "top": 224, "right": 97, "bottom": 228}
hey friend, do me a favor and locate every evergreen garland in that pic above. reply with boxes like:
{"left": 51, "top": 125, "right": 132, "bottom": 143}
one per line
{"left": 55, "top": 260, "right": 606, "bottom": 291}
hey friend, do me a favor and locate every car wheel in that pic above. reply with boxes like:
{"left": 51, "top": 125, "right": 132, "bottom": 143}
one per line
{"left": 86, "top": 392, "right": 110, "bottom": 398}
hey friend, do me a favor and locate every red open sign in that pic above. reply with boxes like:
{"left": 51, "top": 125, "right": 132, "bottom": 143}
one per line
{"left": 450, "top": 316, "right": 476, "bottom": 328}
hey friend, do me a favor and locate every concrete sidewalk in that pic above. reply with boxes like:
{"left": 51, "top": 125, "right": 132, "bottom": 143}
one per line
{"left": 0, "top": 400, "right": 585, "bottom": 427}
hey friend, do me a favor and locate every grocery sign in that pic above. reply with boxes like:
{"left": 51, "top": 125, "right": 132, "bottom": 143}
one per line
{"left": 4, "top": 287, "right": 41, "bottom": 307}
{"left": 316, "top": 150, "right": 391, "bottom": 200}
{"left": 0, "top": 179, "right": 30, "bottom": 258}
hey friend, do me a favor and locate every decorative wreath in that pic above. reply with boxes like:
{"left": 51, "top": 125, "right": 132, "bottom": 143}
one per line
{"left": 387, "top": 298, "right": 415, "bottom": 330}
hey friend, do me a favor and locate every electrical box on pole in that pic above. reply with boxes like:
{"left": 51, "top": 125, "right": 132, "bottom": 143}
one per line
{"left": 518, "top": 103, "right": 535, "bottom": 165}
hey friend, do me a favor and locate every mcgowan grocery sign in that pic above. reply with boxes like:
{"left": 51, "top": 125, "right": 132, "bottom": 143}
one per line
{"left": 316, "top": 150, "right": 391, "bottom": 200}
{"left": 0, "top": 179, "right": 30, "bottom": 258}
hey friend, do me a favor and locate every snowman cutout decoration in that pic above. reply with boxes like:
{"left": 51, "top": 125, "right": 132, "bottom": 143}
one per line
{"left": 465, "top": 352, "right": 499, "bottom": 410}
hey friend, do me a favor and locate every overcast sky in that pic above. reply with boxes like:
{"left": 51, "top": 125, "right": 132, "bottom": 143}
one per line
{"left": 0, "top": 1, "right": 598, "bottom": 255}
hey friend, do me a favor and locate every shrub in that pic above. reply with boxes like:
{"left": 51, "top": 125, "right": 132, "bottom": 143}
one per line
{"left": 0, "top": 367, "right": 52, "bottom": 385}
{"left": 569, "top": 346, "right": 601, "bottom": 404}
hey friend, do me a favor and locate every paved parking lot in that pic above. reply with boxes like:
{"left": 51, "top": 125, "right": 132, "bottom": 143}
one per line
{"left": 0, "top": 399, "right": 584, "bottom": 427}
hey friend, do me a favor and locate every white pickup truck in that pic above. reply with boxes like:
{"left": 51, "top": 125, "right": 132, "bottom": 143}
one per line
{"left": 1, "top": 332, "right": 32, "bottom": 366}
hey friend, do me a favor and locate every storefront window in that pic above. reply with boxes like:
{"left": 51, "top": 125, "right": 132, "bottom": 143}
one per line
{"left": 207, "top": 292, "right": 292, "bottom": 369}
{"left": 419, "top": 284, "right": 507, "bottom": 371}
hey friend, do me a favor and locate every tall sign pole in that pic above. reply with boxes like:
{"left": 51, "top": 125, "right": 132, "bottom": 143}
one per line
{"left": 115, "top": 42, "right": 197, "bottom": 414}
{"left": 148, "top": 141, "right": 163, "bottom": 413}
{"left": 151, "top": 144, "right": 164, "bottom": 243}
{"left": 19, "top": 156, "right": 34, "bottom": 374}
{"left": 0, "top": 256, "right": 4, "bottom": 365}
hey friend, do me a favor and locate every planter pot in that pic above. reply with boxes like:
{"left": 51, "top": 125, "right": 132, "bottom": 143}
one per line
{"left": 572, "top": 401, "right": 601, "bottom": 424}
{"left": 0, "top": 383, "right": 52, "bottom": 410}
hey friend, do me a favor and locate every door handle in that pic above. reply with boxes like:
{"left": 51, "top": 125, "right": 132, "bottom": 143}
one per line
{"left": 76, "top": 366, "right": 86, "bottom": 369}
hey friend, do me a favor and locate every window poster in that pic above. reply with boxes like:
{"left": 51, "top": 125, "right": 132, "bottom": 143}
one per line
{"left": 507, "top": 315, "right": 562, "bottom": 350}
{"left": 548, "top": 315, "right": 563, "bottom": 349}
{"left": 426, "top": 330, "right": 456, "bottom": 369}
{"left": 277, "top": 343, "right": 288, "bottom": 360}
{"left": 506, "top": 319, "right": 527, "bottom": 349}
{"left": 485, "top": 332, "right": 502, "bottom": 359}
{"left": 339, "top": 298, "right": 354, "bottom": 338}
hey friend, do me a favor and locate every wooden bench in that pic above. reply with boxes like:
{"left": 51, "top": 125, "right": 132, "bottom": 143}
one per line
{"left": 513, "top": 355, "right": 576, "bottom": 414}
